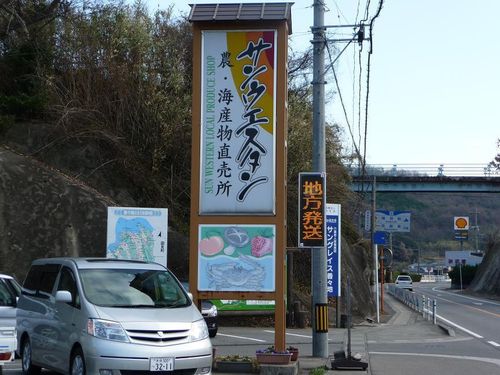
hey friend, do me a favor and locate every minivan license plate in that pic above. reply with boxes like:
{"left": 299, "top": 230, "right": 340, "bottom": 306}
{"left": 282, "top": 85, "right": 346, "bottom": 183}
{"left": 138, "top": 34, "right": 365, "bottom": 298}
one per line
{"left": 150, "top": 357, "right": 174, "bottom": 371}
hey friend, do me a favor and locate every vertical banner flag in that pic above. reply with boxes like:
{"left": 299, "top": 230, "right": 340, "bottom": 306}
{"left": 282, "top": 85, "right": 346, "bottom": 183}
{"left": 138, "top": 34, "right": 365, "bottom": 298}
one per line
{"left": 200, "top": 30, "right": 276, "bottom": 214}
{"left": 298, "top": 173, "right": 326, "bottom": 248}
{"left": 326, "top": 204, "right": 341, "bottom": 297}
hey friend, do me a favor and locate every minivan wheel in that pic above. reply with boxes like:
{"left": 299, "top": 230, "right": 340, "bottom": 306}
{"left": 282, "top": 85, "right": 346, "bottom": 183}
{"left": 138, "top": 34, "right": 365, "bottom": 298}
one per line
{"left": 70, "top": 348, "right": 86, "bottom": 375}
{"left": 21, "top": 338, "right": 41, "bottom": 375}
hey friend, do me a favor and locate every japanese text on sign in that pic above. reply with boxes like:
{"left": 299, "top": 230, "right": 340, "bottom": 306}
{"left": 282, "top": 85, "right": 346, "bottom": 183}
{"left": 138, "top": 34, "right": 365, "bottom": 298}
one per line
{"left": 298, "top": 173, "right": 326, "bottom": 247}
{"left": 200, "top": 31, "right": 276, "bottom": 214}
{"left": 326, "top": 204, "right": 341, "bottom": 297}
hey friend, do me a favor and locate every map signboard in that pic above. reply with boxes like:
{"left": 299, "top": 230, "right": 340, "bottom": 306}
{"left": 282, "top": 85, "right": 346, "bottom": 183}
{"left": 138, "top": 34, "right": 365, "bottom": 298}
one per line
{"left": 106, "top": 207, "right": 168, "bottom": 267}
{"left": 375, "top": 210, "right": 411, "bottom": 233}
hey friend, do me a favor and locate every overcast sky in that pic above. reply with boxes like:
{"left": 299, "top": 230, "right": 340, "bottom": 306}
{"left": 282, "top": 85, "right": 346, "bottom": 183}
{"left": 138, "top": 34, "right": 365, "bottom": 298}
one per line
{"left": 152, "top": 0, "right": 499, "bottom": 170}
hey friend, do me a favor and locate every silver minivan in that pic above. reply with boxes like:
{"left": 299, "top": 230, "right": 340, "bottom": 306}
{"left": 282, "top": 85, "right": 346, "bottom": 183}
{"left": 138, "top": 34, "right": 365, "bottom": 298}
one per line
{"left": 16, "top": 258, "right": 212, "bottom": 375}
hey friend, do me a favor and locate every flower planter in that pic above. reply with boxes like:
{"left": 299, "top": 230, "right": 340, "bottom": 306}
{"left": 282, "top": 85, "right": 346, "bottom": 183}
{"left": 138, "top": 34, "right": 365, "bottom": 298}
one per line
{"left": 256, "top": 352, "right": 292, "bottom": 365}
{"left": 288, "top": 349, "right": 299, "bottom": 361}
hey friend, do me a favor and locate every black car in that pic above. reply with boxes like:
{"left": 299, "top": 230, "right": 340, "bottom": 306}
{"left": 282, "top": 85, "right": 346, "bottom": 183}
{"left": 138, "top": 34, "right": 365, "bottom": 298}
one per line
{"left": 181, "top": 282, "right": 218, "bottom": 338}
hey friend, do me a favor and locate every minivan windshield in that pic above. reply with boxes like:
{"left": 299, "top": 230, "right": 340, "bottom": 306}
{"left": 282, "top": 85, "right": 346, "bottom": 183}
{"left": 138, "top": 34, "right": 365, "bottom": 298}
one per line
{"left": 79, "top": 268, "right": 191, "bottom": 308}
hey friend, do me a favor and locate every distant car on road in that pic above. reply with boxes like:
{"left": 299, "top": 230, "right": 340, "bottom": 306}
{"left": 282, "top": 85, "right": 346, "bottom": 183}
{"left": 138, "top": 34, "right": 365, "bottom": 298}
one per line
{"left": 395, "top": 274, "right": 413, "bottom": 291}
{"left": 181, "top": 282, "right": 218, "bottom": 338}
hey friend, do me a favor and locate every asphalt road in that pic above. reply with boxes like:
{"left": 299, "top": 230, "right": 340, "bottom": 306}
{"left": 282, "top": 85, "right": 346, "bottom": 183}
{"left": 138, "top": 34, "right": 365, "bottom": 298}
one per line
{"left": 413, "top": 282, "right": 500, "bottom": 350}
{"left": 3, "top": 284, "right": 499, "bottom": 374}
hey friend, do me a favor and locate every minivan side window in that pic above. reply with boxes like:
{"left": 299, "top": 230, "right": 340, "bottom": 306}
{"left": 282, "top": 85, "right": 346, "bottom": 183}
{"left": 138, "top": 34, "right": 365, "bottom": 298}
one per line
{"left": 57, "top": 267, "right": 80, "bottom": 308}
{"left": 23, "top": 264, "right": 61, "bottom": 298}
{"left": 0, "top": 280, "right": 16, "bottom": 306}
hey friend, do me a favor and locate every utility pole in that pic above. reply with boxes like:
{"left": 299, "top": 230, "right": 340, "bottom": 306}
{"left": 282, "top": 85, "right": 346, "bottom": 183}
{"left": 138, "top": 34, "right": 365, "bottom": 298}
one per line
{"left": 311, "top": 0, "right": 328, "bottom": 358}
{"left": 473, "top": 208, "right": 479, "bottom": 252}
{"left": 371, "top": 176, "right": 379, "bottom": 323}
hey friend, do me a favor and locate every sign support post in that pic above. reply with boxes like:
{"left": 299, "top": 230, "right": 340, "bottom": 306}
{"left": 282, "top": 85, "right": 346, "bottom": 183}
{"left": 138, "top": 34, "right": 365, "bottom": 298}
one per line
{"left": 311, "top": 0, "right": 328, "bottom": 357}
{"left": 188, "top": 3, "right": 292, "bottom": 352}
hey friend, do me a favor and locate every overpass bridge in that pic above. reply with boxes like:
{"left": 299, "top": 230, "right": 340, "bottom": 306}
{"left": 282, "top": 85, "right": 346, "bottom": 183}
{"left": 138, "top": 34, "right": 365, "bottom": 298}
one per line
{"left": 349, "top": 164, "right": 500, "bottom": 193}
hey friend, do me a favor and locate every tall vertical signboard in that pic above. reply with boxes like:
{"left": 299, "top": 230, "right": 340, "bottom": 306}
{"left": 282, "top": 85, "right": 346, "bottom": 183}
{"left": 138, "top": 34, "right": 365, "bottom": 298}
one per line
{"left": 189, "top": 3, "right": 292, "bottom": 351}
{"left": 298, "top": 173, "right": 326, "bottom": 248}
{"left": 326, "top": 204, "right": 341, "bottom": 297}
{"left": 200, "top": 30, "right": 276, "bottom": 214}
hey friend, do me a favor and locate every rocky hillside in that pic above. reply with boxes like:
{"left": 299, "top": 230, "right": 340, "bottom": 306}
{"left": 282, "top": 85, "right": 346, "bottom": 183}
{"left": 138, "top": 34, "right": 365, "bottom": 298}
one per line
{"left": 0, "top": 121, "right": 375, "bottom": 319}
{"left": 0, "top": 145, "right": 190, "bottom": 283}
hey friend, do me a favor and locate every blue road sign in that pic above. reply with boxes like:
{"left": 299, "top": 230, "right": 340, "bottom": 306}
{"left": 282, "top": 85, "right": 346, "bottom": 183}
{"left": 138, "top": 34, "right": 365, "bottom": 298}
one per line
{"left": 326, "top": 204, "right": 341, "bottom": 297}
{"left": 375, "top": 210, "right": 411, "bottom": 233}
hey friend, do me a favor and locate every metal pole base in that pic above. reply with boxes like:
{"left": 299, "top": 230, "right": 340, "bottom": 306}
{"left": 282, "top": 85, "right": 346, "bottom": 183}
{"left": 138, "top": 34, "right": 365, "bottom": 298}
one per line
{"left": 331, "top": 355, "right": 368, "bottom": 371}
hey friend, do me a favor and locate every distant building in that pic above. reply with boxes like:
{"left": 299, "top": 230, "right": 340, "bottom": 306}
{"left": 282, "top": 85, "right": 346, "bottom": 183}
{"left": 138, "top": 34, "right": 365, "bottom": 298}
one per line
{"left": 445, "top": 250, "right": 484, "bottom": 267}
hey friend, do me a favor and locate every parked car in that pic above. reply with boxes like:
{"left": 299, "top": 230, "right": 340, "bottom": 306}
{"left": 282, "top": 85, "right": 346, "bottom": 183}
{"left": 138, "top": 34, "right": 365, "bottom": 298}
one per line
{"left": 181, "top": 282, "right": 218, "bottom": 338}
{"left": 0, "top": 274, "right": 21, "bottom": 328}
{"left": 0, "top": 275, "right": 19, "bottom": 372}
{"left": 16, "top": 258, "right": 212, "bottom": 375}
{"left": 395, "top": 274, "right": 413, "bottom": 291}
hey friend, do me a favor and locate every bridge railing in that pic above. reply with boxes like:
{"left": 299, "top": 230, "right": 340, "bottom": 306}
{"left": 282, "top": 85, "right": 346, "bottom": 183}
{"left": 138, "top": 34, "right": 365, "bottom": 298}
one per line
{"left": 347, "top": 164, "right": 498, "bottom": 177}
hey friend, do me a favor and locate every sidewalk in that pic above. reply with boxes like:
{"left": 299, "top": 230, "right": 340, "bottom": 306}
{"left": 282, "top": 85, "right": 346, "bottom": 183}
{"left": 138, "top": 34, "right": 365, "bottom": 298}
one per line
{"left": 212, "top": 292, "right": 448, "bottom": 375}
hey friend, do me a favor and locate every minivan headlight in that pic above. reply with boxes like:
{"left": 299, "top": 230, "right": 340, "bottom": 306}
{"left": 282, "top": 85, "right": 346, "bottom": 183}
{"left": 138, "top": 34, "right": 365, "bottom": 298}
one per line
{"left": 87, "top": 318, "right": 130, "bottom": 342}
{"left": 189, "top": 319, "right": 209, "bottom": 342}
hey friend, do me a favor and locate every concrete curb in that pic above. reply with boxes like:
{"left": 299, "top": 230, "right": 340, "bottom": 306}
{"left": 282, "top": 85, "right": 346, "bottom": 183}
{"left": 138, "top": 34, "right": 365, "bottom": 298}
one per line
{"left": 437, "top": 323, "right": 456, "bottom": 337}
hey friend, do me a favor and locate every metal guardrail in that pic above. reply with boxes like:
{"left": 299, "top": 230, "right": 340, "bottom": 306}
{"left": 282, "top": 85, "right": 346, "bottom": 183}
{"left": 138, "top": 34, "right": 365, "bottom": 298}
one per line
{"left": 387, "top": 285, "right": 437, "bottom": 325}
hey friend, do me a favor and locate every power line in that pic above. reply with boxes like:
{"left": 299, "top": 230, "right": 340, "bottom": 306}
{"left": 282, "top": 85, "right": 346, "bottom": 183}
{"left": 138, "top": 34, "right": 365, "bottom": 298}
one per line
{"left": 325, "top": 41, "right": 362, "bottom": 161}
{"left": 362, "top": 0, "right": 384, "bottom": 173}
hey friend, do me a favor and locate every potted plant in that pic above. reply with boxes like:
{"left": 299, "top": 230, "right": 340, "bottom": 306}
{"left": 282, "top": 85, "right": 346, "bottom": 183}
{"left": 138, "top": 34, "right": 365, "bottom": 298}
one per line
{"left": 286, "top": 346, "right": 299, "bottom": 361}
{"left": 214, "top": 355, "right": 258, "bottom": 373}
{"left": 255, "top": 346, "right": 293, "bottom": 365}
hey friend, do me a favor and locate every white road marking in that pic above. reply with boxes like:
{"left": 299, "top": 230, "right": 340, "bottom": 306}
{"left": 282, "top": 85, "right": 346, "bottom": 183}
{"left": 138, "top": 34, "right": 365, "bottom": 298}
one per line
{"left": 217, "top": 333, "right": 266, "bottom": 342}
{"left": 488, "top": 341, "right": 500, "bottom": 347}
{"left": 435, "top": 314, "right": 483, "bottom": 338}
{"left": 473, "top": 302, "right": 483, "bottom": 306}
{"left": 431, "top": 287, "right": 500, "bottom": 306}
{"left": 369, "top": 352, "right": 500, "bottom": 367}
{"left": 263, "top": 330, "right": 312, "bottom": 339}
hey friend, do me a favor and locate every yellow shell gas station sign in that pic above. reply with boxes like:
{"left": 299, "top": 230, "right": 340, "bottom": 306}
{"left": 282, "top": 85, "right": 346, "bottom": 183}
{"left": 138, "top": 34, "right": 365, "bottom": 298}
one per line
{"left": 454, "top": 216, "right": 470, "bottom": 230}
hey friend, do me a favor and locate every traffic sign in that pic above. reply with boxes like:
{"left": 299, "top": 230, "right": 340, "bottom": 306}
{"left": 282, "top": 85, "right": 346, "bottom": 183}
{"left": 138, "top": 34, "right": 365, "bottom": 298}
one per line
{"left": 375, "top": 210, "right": 411, "bottom": 233}
{"left": 374, "top": 231, "right": 387, "bottom": 245}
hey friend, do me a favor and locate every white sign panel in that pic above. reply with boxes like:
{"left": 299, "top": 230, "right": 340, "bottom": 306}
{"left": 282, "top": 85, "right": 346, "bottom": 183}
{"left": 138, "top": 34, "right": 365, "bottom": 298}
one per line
{"left": 106, "top": 207, "right": 168, "bottom": 267}
{"left": 200, "top": 30, "right": 277, "bottom": 214}
{"left": 375, "top": 210, "right": 411, "bottom": 233}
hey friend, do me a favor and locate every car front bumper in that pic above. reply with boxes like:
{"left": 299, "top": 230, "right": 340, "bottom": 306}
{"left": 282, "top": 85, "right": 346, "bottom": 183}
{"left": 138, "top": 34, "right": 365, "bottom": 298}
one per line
{"left": 82, "top": 335, "right": 212, "bottom": 375}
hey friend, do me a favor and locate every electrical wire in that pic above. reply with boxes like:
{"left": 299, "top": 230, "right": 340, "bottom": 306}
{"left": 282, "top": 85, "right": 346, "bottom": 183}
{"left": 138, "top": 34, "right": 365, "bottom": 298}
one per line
{"left": 325, "top": 41, "right": 362, "bottom": 161}
{"left": 357, "top": 44, "right": 363, "bottom": 168}
{"left": 362, "top": 0, "right": 384, "bottom": 173}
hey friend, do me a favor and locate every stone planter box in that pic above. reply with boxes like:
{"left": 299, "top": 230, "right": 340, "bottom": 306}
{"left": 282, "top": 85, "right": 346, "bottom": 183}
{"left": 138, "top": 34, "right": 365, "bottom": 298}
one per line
{"left": 256, "top": 353, "right": 292, "bottom": 365}
{"left": 288, "top": 349, "right": 299, "bottom": 361}
{"left": 215, "top": 360, "right": 256, "bottom": 373}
